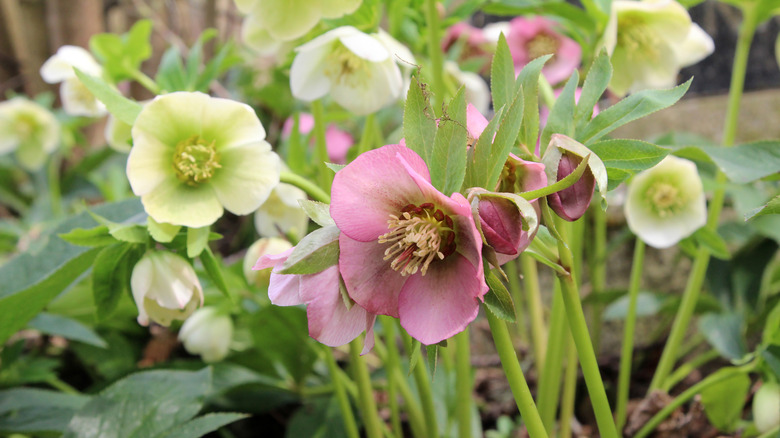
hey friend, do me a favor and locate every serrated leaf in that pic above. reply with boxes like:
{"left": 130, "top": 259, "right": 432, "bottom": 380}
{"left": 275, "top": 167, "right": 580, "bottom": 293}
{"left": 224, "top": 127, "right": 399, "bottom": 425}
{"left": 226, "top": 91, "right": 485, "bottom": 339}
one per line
{"left": 746, "top": 194, "right": 780, "bottom": 220}
{"left": 158, "top": 413, "right": 248, "bottom": 438}
{"left": 579, "top": 79, "right": 691, "bottom": 145}
{"left": 490, "top": 33, "right": 516, "bottom": 113}
{"left": 575, "top": 50, "right": 612, "bottom": 135}
{"left": 516, "top": 54, "right": 552, "bottom": 152}
{"left": 589, "top": 139, "right": 670, "bottom": 190}
{"left": 484, "top": 270, "right": 516, "bottom": 322}
{"left": 486, "top": 90, "right": 524, "bottom": 190}
{"left": 74, "top": 69, "right": 143, "bottom": 126}
{"left": 299, "top": 199, "right": 335, "bottom": 227}
{"left": 92, "top": 243, "right": 133, "bottom": 321}
{"left": 28, "top": 313, "right": 107, "bottom": 348}
{"left": 540, "top": 70, "right": 579, "bottom": 152}
{"left": 279, "top": 226, "right": 340, "bottom": 275}
{"left": 58, "top": 225, "right": 117, "bottom": 247}
{"left": 403, "top": 76, "right": 437, "bottom": 164}
{"left": 463, "top": 107, "right": 503, "bottom": 189}
{"left": 699, "top": 313, "right": 748, "bottom": 360}
{"left": 430, "top": 87, "right": 468, "bottom": 195}
{"left": 187, "top": 226, "right": 210, "bottom": 258}
{"left": 700, "top": 141, "right": 780, "bottom": 184}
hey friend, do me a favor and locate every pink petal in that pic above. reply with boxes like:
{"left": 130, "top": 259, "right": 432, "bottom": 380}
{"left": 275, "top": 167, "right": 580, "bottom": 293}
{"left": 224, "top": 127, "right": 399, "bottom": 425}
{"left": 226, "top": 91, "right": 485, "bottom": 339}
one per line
{"left": 543, "top": 37, "right": 581, "bottom": 85}
{"left": 338, "top": 234, "right": 407, "bottom": 318}
{"left": 254, "top": 248, "right": 305, "bottom": 306}
{"left": 466, "top": 104, "right": 489, "bottom": 140}
{"left": 508, "top": 154, "right": 547, "bottom": 195}
{"left": 282, "top": 113, "right": 315, "bottom": 137}
{"left": 548, "top": 152, "right": 595, "bottom": 221}
{"left": 479, "top": 197, "right": 521, "bottom": 255}
{"left": 331, "top": 144, "right": 430, "bottom": 242}
{"left": 325, "top": 125, "right": 354, "bottom": 164}
{"left": 361, "top": 313, "right": 377, "bottom": 354}
{"left": 398, "top": 254, "right": 481, "bottom": 345}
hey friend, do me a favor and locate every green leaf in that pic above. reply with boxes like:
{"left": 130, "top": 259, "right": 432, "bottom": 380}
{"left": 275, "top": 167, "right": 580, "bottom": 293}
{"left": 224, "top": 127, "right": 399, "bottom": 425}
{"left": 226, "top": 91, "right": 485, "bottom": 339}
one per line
{"left": 92, "top": 243, "right": 134, "bottom": 321}
{"left": 285, "top": 397, "right": 348, "bottom": 438}
{"left": 147, "top": 217, "right": 181, "bottom": 243}
{"left": 540, "top": 70, "right": 579, "bottom": 152}
{"left": 299, "top": 199, "right": 335, "bottom": 227}
{"left": 408, "top": 338, "right": 422, "bottom": 375}
{"left": 403, "top": 76, "right": 437, "bottom": 164}
{"left": 279, "top": 226, "right": 340, "bottom": 275}
{"left": 490, "top": 33, "right": 517, "bottom": 113}
{"left": 699, "top": 371, "right": 750, "bottom": 432}
{"left": 0, "top": 199, "right": 144, "bottom": 344}
{"left": 700, "top": 141, "right": 780, "bottom": 184}
{"left": 58, "top": 225, "right": 117, "bottom": 247}
{"left": 64, "top": 368, "right": 212, "bottom": 438}
{"left": 430, "top": 87, "right": 468, "bottom": 195}
{"left": 0, "top": 388, "right": 89, "bottom": 435}
{"left": 575, "top": 50, "right": 612, "bottom": 136}
{"left": 484, "top": 270, "right": 516, "bottom": 322}
{"left": 187, "top": 226, "right": 210, "bottom": 258}
{"left": 74, "top": 69, "right": 143, "bottom": 126}
{"left": 762, "top": 344, "right": 780, "bottom": 379}
{"left": 486, "top": 89, "right": 524, "bottom": 190}
{"left": 426, "top": 344, "right": 439, "bottom": 379}
{"left": 588, "top": 139, "right": 670, "bottom": 190}
{"left": 90, "top": 20, "right": 153, "bottom": 83}
{"left": 200, "top": 247, "right": 232, "bottom": 300}
{"left": 156, "top": 46, "right": 188, "bottom": 92}
{"left": 746, "top": 194, "right": 780, "bottom": 220}
{"left": 463, "top": 107, "right": 503, "bottom": 189}
{"left": 28, "top": 313, "right": 107, "bottom": 348}
{"left": 86, "top": 210, "right": 147, "bottom": 243}
{"left": 516, "top": 55, "right": 551, "bottom": 152}
{"left": 699, "top": 313, "right": 748, "bottom": 360}
{"left": 579, "top": 79, "right": 691, "bottom": 145}
{"left": 250, "top": 306, "right": 317, "bottom": 383}
{"left": 692, "top": 226, "right": 730, "bottom": 260}
{"left": 603, "top": 292, "right": 662, "bottom": 320}
{"left": 159, "top": 413, "right": 248, "bottom": 438}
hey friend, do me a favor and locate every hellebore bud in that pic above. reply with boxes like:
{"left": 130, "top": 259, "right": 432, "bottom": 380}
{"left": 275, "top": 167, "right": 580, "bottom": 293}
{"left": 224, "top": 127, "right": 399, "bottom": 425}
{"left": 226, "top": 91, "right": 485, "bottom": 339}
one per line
{"left": 131, "top": 251, "right": 204, "bottom": 327}
{"left": 753, "top": 381, "right": 780, "bottom": 433}
{"left": 178, "top": 307, "right": 233, "bottom": 363}
{"left": 243, "top": 237, "right": 294, "bottom": 289}
{"left": 542, "top": 134, "right": 607, "bottom": 221}
{"left": 469, "top": 189, "right": 539, "bottom": 265}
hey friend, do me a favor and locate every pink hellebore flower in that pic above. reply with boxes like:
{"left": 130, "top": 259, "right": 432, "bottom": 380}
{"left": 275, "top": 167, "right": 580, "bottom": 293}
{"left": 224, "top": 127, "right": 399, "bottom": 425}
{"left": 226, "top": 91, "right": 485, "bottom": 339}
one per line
{"left": 282, "top": 113, "right": 355, "bottom": 164}
{"left": 506, "top": 16, "right": 581, "bottom": 85}
{"left": 254, "top": 248, "right": 376, "bottom": 353}
{"left": 330, "top": 145, "right": 487, "bottom": 345}
{"left": 442, "top": 22, "right": 491, "bottom": 70}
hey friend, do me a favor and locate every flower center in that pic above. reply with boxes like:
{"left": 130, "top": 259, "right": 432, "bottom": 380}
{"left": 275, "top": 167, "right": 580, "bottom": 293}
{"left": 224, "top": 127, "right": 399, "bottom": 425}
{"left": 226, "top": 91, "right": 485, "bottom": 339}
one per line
{"left": 15, "top": 113, "right": 38, "bottom": 140}
{"left": 172, "top": 135, "right": 221, "bottom": 186}
{"left": 378, "top": 203, "right": 457, "bottom": 277}
{"left": 325, "top": 42, "right": 369, "bottom": 85}
{"left": 526, "top": 34, "right": 560, "bottom": 60}
{"left": 617, "top": 16, "right": 660, "bottom": 61}
{"left": 646, "top": 181, "right": 683, "bottom": 217}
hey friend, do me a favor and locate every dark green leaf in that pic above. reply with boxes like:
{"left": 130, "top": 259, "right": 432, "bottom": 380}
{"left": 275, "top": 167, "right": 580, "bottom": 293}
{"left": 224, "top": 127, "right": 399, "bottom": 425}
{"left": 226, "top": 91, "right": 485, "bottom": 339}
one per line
{"left": 692, "top": 226, "right": 730, "bottom": 260}
{"left": 490, "top": 33, "right": 516, "bottom": 113}
{"left": 699, "top": 313, "right": 748, "bottom": 360}
{"left": 430, "top": 87, "right": 468, "bottom": 195}
{"left": 159, "top": 413, "right": 248, "bottom": 438}
{"left": 285, "top": 397, "right": 348, "bottom": 438}
{"left": 200, "top": 247, "right": 231, "bottom": 300}
{"left": 403, "top": 76, "right": 437, "bottom": 165}
{"left": 762, "top": 344, "right": 780, "bottom": 379}
{"left": 603, "top": 292, "right": 663, "bottom": 320}
{"left": 250, "top": 306, "right": 317, "bottom": 383}
{"left": 486, "top": 90, "right": 524, "bottom": 190}
{"left": 28, "top": 313, "right": 107, "bottom": 348}
{"left": 279, "top": 226, "right": 340, "bottom": 275}
{"left": 516, "top": 55, "right": 551, "bottom": 151}
{"left": 484, "top": 270, "right": 516, "bottom": 322}
{"left": 540, "top": 70, "right": 578, "bottom": 152}
{"left": 588, "top": 139, "right": 670, "bottom": 190}
{"left": 426, "top": 344, "right": 439, "bottom": 379}
{"left": 575, "top": 50, "right": 611, "bottom": 136}
{"left": 92, "top": 243, "right": 134, "bottom": 321}
{"left": 0, "top": 388, "right": 89, "bottom": 435}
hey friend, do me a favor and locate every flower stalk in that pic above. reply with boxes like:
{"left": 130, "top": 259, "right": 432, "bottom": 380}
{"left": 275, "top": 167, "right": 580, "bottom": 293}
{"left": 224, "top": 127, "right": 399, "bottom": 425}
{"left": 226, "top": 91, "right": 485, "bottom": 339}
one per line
{"left": 349, "top": 340, "right": 384, "bottom": 438}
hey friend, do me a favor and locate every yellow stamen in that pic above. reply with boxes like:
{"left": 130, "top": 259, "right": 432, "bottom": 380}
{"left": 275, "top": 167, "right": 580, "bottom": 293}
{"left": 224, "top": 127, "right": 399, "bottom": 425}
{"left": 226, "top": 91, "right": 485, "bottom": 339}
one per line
{"left": 172, "top": 135, "right": 221, "bottom": 186}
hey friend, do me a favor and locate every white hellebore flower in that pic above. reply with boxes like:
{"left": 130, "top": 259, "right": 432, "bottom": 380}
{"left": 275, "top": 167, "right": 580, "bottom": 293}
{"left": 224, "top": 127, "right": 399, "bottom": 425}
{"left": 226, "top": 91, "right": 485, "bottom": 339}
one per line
{"left": 290, "top": 26, "right": 408, "bottom": 115}
{"left": 254, "top": 183, "right": 309, "bottom": 240}
{"left": 625, "top": 155, "right": 706, "bottom": 249}
{"left": 0, "top": 97, "right": 60, "bottom": 170}
{"left": 602, "top": 0, "right": 714, "bottom": 97}
{"left": 444, "top": 61, "right": 490, "bottom": 115}
{"left": 126, "top": 92, "right": 281, "bottom": 228}
{"left": 243, "top": 237, "right": 294, "bottom": 289}
{"left": 40, "top": 45, "right": 107, "bottom": 117}
{"left": 237, "top": 0, "right": 361, "bottom": 42}
{"left": 179, "top": 307, "right": 234, "bottom": 363}
{"left": 131, "top": 251, "right": 204, "bottom": 327}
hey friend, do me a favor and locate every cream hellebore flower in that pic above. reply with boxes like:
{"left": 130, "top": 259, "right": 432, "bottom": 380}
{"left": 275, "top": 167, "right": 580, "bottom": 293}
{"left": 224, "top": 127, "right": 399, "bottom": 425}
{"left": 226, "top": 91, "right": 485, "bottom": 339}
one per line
{"left": 236, "top": 0, "right": 361, "bottom": 42}
{"left": 290, "top": 26, "right": 409, "bottom": 116}
{"left": 131, "top": 251, "right": 204, "bottom": 327}
{"left": 254, "top": 183, "right": 309, "bottom": 240}
{"left": 624, "top": 155, "right": 706, "bottom": 249}
{"left": 40, "top": 45, "right": 107, "bottom": 117}
{"left": 243, "top": 237, "right": 294, "bottom": 289}
{"left": 126, "top": 92, "right": 281, "bottom": 228}
{"left": 0, "top": 97, "right": 60, "bottom": 170}
{"left": 178, "top": 307, "right": 234, "bottom": 363}
{"left": 602, "top": 0, "right": 714, "bottom": 97}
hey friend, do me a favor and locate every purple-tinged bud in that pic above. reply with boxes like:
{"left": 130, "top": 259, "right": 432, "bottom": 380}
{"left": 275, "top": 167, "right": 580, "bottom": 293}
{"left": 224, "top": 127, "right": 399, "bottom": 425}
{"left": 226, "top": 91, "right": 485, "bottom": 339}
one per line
{"left": 469, "top": 189, "right": 539, "bottom": 265}
{"left": 498, "top": 153, "right": 547, "bottom": 196}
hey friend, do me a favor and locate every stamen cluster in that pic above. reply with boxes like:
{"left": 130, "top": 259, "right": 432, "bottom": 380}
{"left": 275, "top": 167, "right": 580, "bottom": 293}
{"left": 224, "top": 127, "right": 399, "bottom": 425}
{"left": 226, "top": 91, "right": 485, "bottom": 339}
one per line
{"left": 173, "top": 135, "right": 221, "bottom": 186}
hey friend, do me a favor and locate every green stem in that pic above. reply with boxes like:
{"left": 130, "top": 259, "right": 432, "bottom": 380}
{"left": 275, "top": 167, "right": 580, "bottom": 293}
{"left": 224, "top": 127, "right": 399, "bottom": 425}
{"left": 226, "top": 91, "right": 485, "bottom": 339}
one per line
{"left": 455, "top": 329, "right": 473, "bottom": 438}
{"left": 647, "top": 0, "right": 760, "bottom": 394}
{"left": 424, "top": 0, "right": 445, "bottom": 112}
{"left": 379, "top": 319, "right": 404, "bottom": 438}
{"left": 505, "top": 259, "right": 529, "bottom": 344}
{"left": 324, "top": 347, "right": 361, "bottom": 438}
{"left": 636, "top": 365, "right": 754, "bottom": 438}
{"left": 521, "top": 254, "right": 548, "bottom": 369}
{"left": 662, "top": 349, "right": 720, "bottom": 393}
{"left": 554, "top": 217, "right": 619, "bottom": 438}
{"left": 349, "top": 341, "right": 384, "bottom": 438}
{"left": 537, "top": 282, "right": 565, "bottom": 434}
{"left": 47, "top": 154, "right": 63, "bottom": 218}
{"left": 485, "top": 308, "right": 549, "bottom": 438}
{"left": 130, "top": 68, "right": 161, "bottom": 94}
{"left": 311, "top": 99, "right": 332, "bottom": 190}
{"left": 519, "top": 154, "right": 591, "bottom": 201}
{"left": 411, "top": 347, "right": 439, "bottom": 438}
{"left": 589, "top": 206, "right": 607, "bottom": 353}
{"left": 357, "top": 113, "right": 376, "bottom": 157}
{"left": 280, "top": 170, "right": 330, "bottom": 203}
{"left": 559, "top": 333, "right": 578, "bottom": 438}
{"left": 615, "top": 239, "right": 645, "bottom": 431}
{"left": 46, "top": 376, "right": 80, "bottom": 395}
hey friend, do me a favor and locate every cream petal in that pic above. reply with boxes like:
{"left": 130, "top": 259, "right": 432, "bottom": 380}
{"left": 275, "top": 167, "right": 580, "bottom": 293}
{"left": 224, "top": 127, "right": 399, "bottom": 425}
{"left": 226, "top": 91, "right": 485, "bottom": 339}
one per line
{"left": 256, "top": 0, "right": 321, "bottom": 41}
{"left": 290, "top": 43, "right": 332, "bottom": 102}
{"left": 132, "top": 92, "right": 208, "bottom": 149}
{"left": 254, "top": 183, "right": 309, "bottom": 239}
{"left": 141, "top": 177, "right": 224, "bottom": 228}
{"left": 126, "top": 130, "right": 174, "bottom": 196}
{"left": 60, "top": 78, "right": 107, "bottom": 117}
{"left": 40, "top": 45, "right": 101, "bottom": 83}
{"left": 210, "top": 144, "right": 281, "bottom": 216}
{"left": 320, "top": 0, "right": 361, "bottom": 18}
{"left": 329, "top": 59, "right": 402, "bottom": 115}
{"left": 201, "top": 97, "right": 267, "bottom": 149}
{"left": 242, "top": 14, "right": 284, "bottom": 55}
{"left": 339, "top": 31, "right": 390, "bottom": 63}
{"left": 674, "top": 23, "right": 715, "bottom": 68}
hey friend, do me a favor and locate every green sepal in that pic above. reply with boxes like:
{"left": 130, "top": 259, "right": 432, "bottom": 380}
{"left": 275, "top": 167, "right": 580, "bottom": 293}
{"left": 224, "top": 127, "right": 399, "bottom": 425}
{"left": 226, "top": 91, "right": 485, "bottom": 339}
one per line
{"left": 279, "top": 226, "right": 340, "bottom": 275}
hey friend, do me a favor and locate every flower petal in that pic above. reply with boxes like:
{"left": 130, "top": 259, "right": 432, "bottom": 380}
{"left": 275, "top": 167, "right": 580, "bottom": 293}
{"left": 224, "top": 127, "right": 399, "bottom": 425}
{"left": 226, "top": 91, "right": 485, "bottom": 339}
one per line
{"left": 40, "top": 45, "right": 101, "bottom": 83}
{"left": 126, "top": 130, "right": 174, "bottom": 196}
{"left": 674, "top": 23, "right": 714, "bottom": 68}
{"left": 328, "top": 58, "right": 402, "bottom": 115}
{"left": 290, "top": 43, "right": 332, "bottom": 102}
{"left": 255, "top": 0, "right": 321, "bottom": 41}
{"left": 210, "top": 143, "right": 280, "bottom": 216}
{"left": 202, "top": 97, "right": 267, "bottom": 149}
{"left": 132, "top": 92, "right": 208, "bottom": 149}
{"left": 465, "top": 103, "right": 489, "bottom": 139}
{"left": 339, "top": 31, "right": 390, "bottom": 63}
{"left": 398, "top": 254, "right": 481, "bottom": 345}
{"left": 302, "top": 265, "right": 370, "bottom": 347}
{"left": 140, "top": 177, "right": 224, "bottom": 228}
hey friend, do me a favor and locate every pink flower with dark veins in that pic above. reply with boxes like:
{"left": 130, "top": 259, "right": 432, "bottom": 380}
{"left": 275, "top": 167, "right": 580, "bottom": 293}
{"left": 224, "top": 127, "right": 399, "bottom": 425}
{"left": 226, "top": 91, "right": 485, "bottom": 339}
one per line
{"left": 330, "top": 144, "right": 487, "bottom": 345}
{"left": 505, "top": 16, "right": 582, "bottom": 85}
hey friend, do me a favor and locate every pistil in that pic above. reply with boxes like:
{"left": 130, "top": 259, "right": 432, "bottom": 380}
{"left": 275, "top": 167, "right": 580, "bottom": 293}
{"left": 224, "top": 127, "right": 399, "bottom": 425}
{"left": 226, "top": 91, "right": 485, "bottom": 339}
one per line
{"left": 172, "top": 135, "right": 221, "bottom": 186}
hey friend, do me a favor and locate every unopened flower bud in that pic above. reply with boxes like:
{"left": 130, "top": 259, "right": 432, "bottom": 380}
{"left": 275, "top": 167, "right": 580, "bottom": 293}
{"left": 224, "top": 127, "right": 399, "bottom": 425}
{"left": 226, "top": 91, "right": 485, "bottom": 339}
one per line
{"left": 469, "top": 189, "right": 539, "bottom": 265}
{"left": 178, "top": 307, "right": 233, "bottom": 363}
{"left": 243, "top": 237, "right": 294, "bottom": 289}
{"left": 131, "top": 251, "right": 204, "bottom": 327}
{"left": 753, "top": 381, "right": 780, "bottom": 433}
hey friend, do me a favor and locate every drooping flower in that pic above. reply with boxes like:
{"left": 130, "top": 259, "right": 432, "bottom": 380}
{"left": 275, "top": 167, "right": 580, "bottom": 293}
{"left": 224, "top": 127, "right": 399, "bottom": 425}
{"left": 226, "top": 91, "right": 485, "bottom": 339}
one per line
{"left": 254, "top": 183, "right": 309, "bottom": 240}
{"left": 290, "top": 26, "right": 409, "bottom": 115}
{"left": 489, "top": 16, "right": 582, "bottom": 84}
{"left": 330, "top": 144, "right": 487, "bottom": 345}
{"left": 254, "top": 246, "right": 376, "bottom": 352}
{"left": 243, "top": 237, "right": 294, "bottom": 289}
{"left": 282, "top": 113, "right": 355, "bottom": 164}
{"left": 131, "top": 251, "right": 204, "bottom": 327}
{"left": 237, "top": 0, "right": 361, "bottom": 43}
{"left": 40, "top": 45, "right": 107, "bottom": 117}
{"left": 602, "top": 0, "right": 714, "bottom": 97}
{"left": 126, "top": 92, "right": 281, "bottom": 228}
{"left": 468, "top": 189, "right": 539, "bottom": 265}
{"left": 624, "top": 155, "right": 706, "bottom": 248}
{"left": 179, "top": 307, "right": 234, "bottom": 362}
{"left": 0, "top": 97, "right": 60, "bottom": 170}
{"left": 445, "top": 62, "right": 490, "bottom": 115}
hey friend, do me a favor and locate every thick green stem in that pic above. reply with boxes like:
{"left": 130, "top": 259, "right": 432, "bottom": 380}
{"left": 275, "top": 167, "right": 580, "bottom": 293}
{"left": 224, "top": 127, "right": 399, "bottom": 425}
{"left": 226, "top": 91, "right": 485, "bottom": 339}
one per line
{"left": 505, "top": 259, "right": 529, "bottom": 344}
{"left": 357, "top": 113, "right": 376, "bottom": 157}
{"left": 280, "top": 170, "right": 330, "bottom": 203}
{"left": 424, "top": 0, "right": 445, "bottom": 112}
{"left": 324, "top": 347, "right": 361, "bottom": 438}
{"left": 521, "top": 254, "right": 548, "bottom": 369}
{"left": 485, "top": 308, "right": 549, "bottom": 438}
{"left": 559, "top": 334, "right": 578, "bottom": 438}
{"left": 311, "top": 99, "right": 332, "bottom": 190}
{"left": 349, "top": 341, "right": 384, "bottom": 438}
{"left": 615, "top": 239, "right": 645, "bottom": 431}
{"left": 537, "top": 282, "right": 565, "bottom": 434}
{"left": 589, "top": 206, "right": 607, "bottom": 353}
{"left": 455, "top": 329, "right": 473, "bottom": 438}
